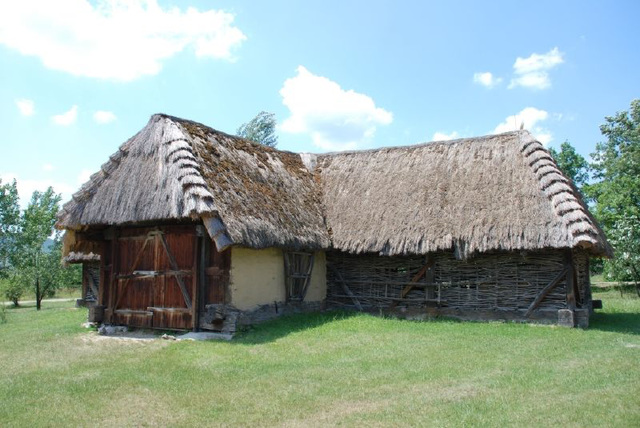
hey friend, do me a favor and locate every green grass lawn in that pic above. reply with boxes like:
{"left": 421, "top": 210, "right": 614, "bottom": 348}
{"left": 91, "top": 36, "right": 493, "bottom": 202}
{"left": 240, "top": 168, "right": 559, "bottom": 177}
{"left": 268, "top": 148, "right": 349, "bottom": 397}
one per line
{"left": 0, "top": 292, "right": 638, "bottom": 427}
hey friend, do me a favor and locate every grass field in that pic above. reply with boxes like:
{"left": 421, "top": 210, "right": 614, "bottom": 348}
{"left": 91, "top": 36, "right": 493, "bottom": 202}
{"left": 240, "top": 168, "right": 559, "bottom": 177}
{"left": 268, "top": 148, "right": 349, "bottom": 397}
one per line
{"left": 0, "top": 278, "right": 81, "bottom": 303}
{"left": 0, "top": 291, "right": 638, "bottom": 427}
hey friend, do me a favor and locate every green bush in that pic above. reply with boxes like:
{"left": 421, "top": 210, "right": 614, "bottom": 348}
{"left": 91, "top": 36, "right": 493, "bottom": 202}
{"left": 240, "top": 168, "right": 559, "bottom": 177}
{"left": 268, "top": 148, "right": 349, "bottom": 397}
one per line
{"left": 2, "top": 276, "right": 24, "bottom": 306}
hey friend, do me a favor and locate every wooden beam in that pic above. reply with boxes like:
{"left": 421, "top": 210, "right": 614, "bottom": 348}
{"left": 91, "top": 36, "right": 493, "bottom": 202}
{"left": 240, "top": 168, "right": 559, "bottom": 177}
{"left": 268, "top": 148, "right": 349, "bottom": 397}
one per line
{"left": 283, "top": 252, "right": 291, "bottom": 303}
{"left": 565, "top": 250, "right": 577, "bottom": 310}
{"left": 158, "top": 232, "right": 193, "bottom": 310}
{"left": 389, "top": 258, "right": 435, "bottom": 309}
{"left": 328, "top": 264, "right": 363, "bottom": 311}
{"left": 525, "top": 267, "right": 568, "bottom": 317}
{"left": 115, "top": 270, "right": 192, "bottom": 280}
{"left": 107, "top": 229, "right": 119, "bottom": 323}
{"left": 99, "top": 241, "right": 109, "bottom": 306}
{"left": 300, "top": 253, "right": 315, "bottom": 300}
{"left": 192, "top": 233, "right": 200, "bottom": 332}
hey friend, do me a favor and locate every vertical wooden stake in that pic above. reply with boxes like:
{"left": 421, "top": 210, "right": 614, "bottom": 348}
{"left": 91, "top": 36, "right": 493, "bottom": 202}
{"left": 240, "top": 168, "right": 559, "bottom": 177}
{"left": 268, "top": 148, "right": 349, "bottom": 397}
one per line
{"left": 99, "top": 240, "right": 109, "bottom": 307}
{"left": 108, "top": 229, "right": 119, "bottom": 323}
{"left": 192, "top": 230, "right": 201, "bottom": 332}
{"left": 565, "top": 249, "right": 576, "bottom": 310}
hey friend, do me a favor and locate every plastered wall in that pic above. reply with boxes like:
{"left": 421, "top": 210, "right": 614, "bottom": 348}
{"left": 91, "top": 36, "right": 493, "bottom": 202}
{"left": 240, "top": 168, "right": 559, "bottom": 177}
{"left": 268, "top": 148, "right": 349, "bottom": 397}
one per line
{"left": 229, "top": 247, "right": 326, "bottom": 311}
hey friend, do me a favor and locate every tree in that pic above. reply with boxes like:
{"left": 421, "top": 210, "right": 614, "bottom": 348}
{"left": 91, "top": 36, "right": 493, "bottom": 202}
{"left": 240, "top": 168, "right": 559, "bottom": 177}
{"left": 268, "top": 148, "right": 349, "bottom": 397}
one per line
{"left": 606, "top": 215, "right": 640, "bottom": 296}
{"left": 548, "top": 141, "right": 589, "bottom": 189}
{"left": 585, "top": 99, "right": 640, "bottom": 229}
{"left": 236, "top": 111, "right": 278, "bottom": 147}
{"left": 11, "top": 187, "right": 63, "bottom": 310}
{"left": 0, "top": 179, "right": 20, "bottom": 277}
{"left": 585, "top": 99, "right": 640, "bottom": 287}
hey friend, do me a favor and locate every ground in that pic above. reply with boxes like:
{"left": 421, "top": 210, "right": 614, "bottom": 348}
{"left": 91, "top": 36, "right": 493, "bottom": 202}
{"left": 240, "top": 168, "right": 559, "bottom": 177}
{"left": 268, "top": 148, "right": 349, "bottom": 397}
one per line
{"left": 0, "top": 289, "right": 638, "bottom": 427}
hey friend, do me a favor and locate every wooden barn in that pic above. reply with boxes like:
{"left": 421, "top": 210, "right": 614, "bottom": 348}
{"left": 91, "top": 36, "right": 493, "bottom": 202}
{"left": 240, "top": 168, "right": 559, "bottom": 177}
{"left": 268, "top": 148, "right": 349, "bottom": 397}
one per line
{"left": 57, "top": 114, "right": 611, "bottom": 331}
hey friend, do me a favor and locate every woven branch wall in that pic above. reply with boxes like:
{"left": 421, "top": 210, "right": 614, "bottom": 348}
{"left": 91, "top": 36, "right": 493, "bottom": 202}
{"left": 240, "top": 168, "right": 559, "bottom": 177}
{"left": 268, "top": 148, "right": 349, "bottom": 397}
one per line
{"left": 327, "top": 249, "right": 590, "bottom": 312}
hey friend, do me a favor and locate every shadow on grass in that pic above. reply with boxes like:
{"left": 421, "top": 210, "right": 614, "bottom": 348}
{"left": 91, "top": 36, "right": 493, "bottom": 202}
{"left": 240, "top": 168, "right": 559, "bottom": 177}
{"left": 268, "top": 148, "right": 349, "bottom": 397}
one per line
{"left": 589, "top": 312, "right": 640, "bottom": 335}
{"left": 232, "top": 310, "right": 362, "bottom": 345}
{"left": 230, "top": 310, "right": 468, "bottom": 345}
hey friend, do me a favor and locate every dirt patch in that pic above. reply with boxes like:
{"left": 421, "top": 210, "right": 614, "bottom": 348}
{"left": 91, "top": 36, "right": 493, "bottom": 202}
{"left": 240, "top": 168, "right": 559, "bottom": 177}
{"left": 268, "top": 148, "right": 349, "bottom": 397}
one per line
{"left": 282, "top": 399, "right": 393, "bottom": 427}
{"left": 77, "top": 332, "right": 170, "bottom": 349}
{"left": 99, "top": 390, "right": 189, "bottom": 427}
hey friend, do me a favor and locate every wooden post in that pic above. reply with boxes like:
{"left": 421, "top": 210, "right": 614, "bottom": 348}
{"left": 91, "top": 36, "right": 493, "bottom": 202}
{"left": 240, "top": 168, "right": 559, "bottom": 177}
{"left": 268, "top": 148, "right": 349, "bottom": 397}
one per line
{"left": 107, "top": 228, "right": 119, "bottom": 323}
{"left": 425, "top": 254, "right": 435, "bottom": 302}
{"left": 565, "top": 249, "right": 576, "bottom": 310}
{"left": 192, "top": 226, "right": 204, "bottom": 332}
{"left": 585, "top": 256, "right": 593, "bottom": 313}
{"left": 300, "top": 253, "right": 315, "bottom": 301}
{"left": 99, "top": 240, "right": 111, "bottom": 307}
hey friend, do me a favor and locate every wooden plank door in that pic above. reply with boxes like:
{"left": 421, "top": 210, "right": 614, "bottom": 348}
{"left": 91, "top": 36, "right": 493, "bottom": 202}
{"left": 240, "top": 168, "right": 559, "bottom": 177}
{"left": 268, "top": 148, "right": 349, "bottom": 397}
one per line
{"left": 110, "top": 226, "right": 197, "bottom": 330}
{"left": 151, "top": 228, "right": 195, "bottom": 330}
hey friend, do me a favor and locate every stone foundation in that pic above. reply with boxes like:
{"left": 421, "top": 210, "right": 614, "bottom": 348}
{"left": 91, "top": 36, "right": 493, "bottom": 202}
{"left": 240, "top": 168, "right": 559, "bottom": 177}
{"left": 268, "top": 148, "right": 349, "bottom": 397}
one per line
{"left": 364, "top": 306, "right": 591, "bottom": 327}
{"left": 379, "top": 306, "right": 560, "bottom": 324}
{"left": 200, "top": 301, "right": 325, "bottom": 333}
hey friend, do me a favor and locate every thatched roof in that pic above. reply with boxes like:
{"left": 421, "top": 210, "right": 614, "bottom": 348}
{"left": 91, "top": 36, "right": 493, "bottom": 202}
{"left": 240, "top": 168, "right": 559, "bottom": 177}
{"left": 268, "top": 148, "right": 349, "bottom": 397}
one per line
{"left": 64, "top": 251, "right": 100, "bottom": 264}
{"left": 316, "top": 131, "right": 611, "bottom": 258}
{"left": 57, "top": 114, "right": 330, "bottom": 251}
{"left": 57, "top": 114, "right": 610, "bottom": 258}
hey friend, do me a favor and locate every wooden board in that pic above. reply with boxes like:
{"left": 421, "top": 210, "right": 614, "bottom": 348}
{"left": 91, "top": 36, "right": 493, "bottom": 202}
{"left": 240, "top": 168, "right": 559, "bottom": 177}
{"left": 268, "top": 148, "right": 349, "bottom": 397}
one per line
{"left": 101, "top": 225, "right": 228, "bottom": 331}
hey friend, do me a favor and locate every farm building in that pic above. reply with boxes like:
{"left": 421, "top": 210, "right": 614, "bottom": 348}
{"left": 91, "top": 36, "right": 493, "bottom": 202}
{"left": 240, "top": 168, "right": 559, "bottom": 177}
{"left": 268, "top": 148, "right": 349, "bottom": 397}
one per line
{"left": 57, "top": 114, "right": 611, "bottom": 331}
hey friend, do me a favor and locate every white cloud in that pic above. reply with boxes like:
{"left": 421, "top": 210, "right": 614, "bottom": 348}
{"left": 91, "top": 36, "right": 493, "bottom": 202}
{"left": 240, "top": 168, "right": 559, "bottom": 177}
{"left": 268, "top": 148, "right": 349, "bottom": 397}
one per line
{"left": 280, "top": 66, "right": 393, "bottom": 151}
{"left": 432, "top": 131, "right": 459, "bottom": 141}
{"left": 473, "top": 72, "right": 502, "bottom": 88}
{"left": 509, "top": 47, "right": 563, "bottom": 90}
{"left": 42, "top": 163, "right": 54, "bottom": 172}
{"left": 52, "top": 105, "right": 78, "bottom": 126}
{"left": 1, "top": 172, "right": 75, "bottom": 208}
{"left": 493, "top": 107, "right": 553, "bottom": 145}
{"left": 513, "top": 47, "right": 564, "bottom": 74}
{"left": 93, "top": 110, "right": 116, "bottom": 124}
{"left": 15, "top": 98, "right": 35, "bottom": 116}
{"left": 0, "top": 1, "right": 246, "bottom": 81}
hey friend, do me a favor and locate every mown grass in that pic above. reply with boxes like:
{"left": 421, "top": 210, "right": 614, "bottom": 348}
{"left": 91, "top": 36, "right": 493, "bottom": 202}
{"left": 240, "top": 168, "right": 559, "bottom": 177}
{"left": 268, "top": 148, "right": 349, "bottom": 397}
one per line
{"left": 0, "top": 292, "right": 638, "bottom": 427}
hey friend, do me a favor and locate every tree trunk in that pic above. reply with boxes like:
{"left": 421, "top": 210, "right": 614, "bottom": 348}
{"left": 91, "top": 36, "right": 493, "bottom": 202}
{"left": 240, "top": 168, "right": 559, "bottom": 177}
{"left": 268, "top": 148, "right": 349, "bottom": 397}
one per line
{"left": 36, "top": 277, "right": 41, "bottom": 311}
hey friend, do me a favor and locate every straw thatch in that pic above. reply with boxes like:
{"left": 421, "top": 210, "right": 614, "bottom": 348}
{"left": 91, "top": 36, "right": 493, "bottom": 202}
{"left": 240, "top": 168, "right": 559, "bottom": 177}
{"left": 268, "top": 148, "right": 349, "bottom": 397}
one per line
{"left": 315, "top": 131, "right": 611, "bottom": 258}
{"left": 64, "top": 252, "right": 100, "bottom": 264}
{"left": 57, "top": 114, "right": 610, "bottom": 258}
{"left": 57, "top": 114, "right": 330, "bottom": 251}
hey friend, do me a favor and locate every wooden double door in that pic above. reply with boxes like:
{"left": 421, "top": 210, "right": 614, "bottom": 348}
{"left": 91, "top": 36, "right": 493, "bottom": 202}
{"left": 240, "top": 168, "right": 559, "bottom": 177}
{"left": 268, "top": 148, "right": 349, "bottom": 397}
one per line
{"left": 101, "top": 225, "right": 229, "bottom": 330}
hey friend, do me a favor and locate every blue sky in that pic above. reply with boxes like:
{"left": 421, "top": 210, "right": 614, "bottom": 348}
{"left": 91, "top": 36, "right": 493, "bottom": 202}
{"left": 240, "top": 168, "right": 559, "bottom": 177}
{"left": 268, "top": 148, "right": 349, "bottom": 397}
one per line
{"left": 1, "top": 0, "right": 638, "bottom": 206}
